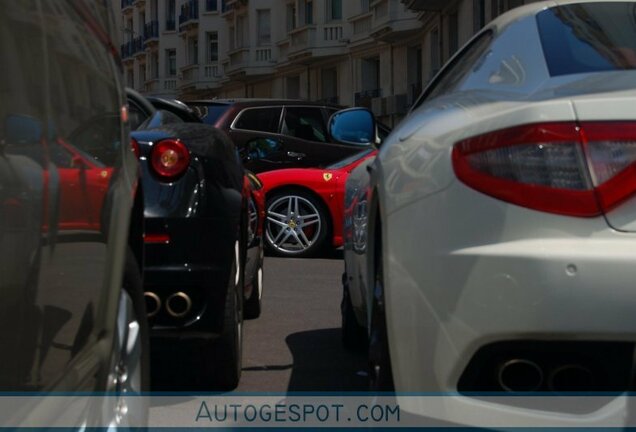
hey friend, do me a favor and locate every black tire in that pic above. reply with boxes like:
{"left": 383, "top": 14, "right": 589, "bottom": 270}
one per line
{"left": 265, "top": 189, "right": 329, "bottom": 258}
{"left": 368, "top": 223, "right": 394, "bottom": 392}
{"left": 341, "top": 272, "right": 367, "bottom": 352}
{"left": 243, "top": 257, "right": 263, "bottom": 320}
{"left": 204, "top": 244, "right": 243, "bottom": 390}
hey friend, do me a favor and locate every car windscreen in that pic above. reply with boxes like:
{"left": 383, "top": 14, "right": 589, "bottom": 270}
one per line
{"left": 327, "top": 149, "right": 374, "bottom": 170}
{"left": 537, "top": 2, "right": 636, "bottom": 77}
{"left": 188, "top": 103, "right": 231, "bottom": 125}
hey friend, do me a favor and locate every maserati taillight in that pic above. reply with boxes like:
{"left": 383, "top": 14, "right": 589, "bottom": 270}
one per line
{"left": 452, "top": 122, "right": 636, "bottom": 217}
{"left": 150, "top": 139, "right": 190, "bottom": 181}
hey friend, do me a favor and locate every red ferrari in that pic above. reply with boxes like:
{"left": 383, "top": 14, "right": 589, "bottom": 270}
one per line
{"left": 257, "top": 148, "right": 377, "bottom": 258}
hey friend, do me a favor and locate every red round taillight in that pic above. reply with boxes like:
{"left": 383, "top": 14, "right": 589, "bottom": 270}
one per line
{"left": 150, "top": 139, "right": 190, "bottom": 181}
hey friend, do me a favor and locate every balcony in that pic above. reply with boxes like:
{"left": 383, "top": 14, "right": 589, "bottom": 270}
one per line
{"left": 224, "top": 46, "right": 275, "bottom": 78}
{"left": 349, "top": 12, "right": 373, "bottom": 44}
{"left": 179, "top": 0, "right": 199, "bottom": 32}
{"left": 370, "top": 0, "right": 421, "bottom": 42}
{"left": 179, "top": 64, "right": 199, "bottom": 89}
{"left": 144, "top": 20, "right": 159, "bottom": 46}
{"left": 133, "top": 0, "right": 146, "bottom": 8}
{"left": 401, "top": 0, "right": 445, "bottom": 11}
{"left": 121, "top": 36, "right": 145, "bottom": 61}
{"left": 221, "top": 0, "right": 247, "bottom": 19}
{"left": 355, "top": 88, "right": 382, "bottom": 107}
{"left": 288, "top": 24, "right": 349, "bottom": 63}
{"left": 132, "top": 36, "right": 146, "bottom": 58}
{"left": 121, "top": 0, "right": 134, "bottom": 13}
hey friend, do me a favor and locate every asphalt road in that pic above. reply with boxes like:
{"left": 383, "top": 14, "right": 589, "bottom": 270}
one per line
{"left": 150, "top": 254, "right": 368, "bottom": 393}
{"left": 237, "top": 255, "right": 368, "bottom": 392}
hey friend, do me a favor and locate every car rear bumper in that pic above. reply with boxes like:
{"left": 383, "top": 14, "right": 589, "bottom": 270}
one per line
{"left": 383, "top": 184, "right": 636, "bottom": 424}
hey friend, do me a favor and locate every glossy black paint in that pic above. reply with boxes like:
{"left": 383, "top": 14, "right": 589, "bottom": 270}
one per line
{"left": 187, "top": 100, "right": 374, "bottom": 173}
{"left": 131, "top": 124, "right": 249, "bottom": 337}
{"left": 0, "top": 0, "right": 141, "bottom": 405}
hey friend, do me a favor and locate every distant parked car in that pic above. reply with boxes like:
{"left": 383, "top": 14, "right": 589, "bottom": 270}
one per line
{"left": 187, "top": 99, "right": 375, "bottom": 173}
{"left": 0, "top": 1, "right": 148, "bottom": 428}
{"left": 331, "top": 0, "right": 636, "bottom": 427}
{"left": 126, "top": 91, "right": 251, "bottom": 390}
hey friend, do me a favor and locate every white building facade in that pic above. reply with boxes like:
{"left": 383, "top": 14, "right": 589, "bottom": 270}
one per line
{"left": 115, "top": 0, "right": 536, "bottom": 125}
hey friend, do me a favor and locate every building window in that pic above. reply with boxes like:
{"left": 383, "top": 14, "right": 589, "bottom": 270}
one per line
{"left": 447, "top": 11, "right": 459, "bottom": 58}
{"left": 407, "top": 45, "right": 423, "bottom": 103}
{"left": 361, "top": 0, "right": 370, "bottom": 13}
{"left": 206, "top": 0, "right": 218, "bottom": 12}
{"left": 286, "top": 3, "right": 296, "bottom": 31}
{"left": 237, "top": 15, "right": 248, "bottom": 48}
{"left": 139, "top": 12, "right": 145, "bottom": 35}
{"left": 188, "top": 37, "right": 199, "bottom": 65}
{"left": 301, "top": 0, "right": 313, "bottom": 25}
{"left": 127, "top": 69, "right": 134, "bottom": 88}
{"left": 139, "top": 63, "right": 146, "bottom": 85}
{"left": 166, "top": 49, "right": 176, "bottom": 76}
{"left": 166, "top": 0, "right": 176, "bottom": 30}
{"left": 327, "top": 0, "right": 342, "bottom": 20}
{"left": 207, "top": 32, "right": 218, "bottom": 62}
{"left": 151, "top": 52, "right": 159, "bottom": 79}
{"left": 430, "top": 27, "right": 441, "bottom": 79}
{"left": 286, "top": 76, "right": 300, "bottom": 99}
{"left": 257, "top": 10, "right": 271, "bottom": 45}
{"left": 473, "top": 0, "right": 485, "bottom": 32}
{"left": 321, "top": 67, "right": 338, "bottom": 102}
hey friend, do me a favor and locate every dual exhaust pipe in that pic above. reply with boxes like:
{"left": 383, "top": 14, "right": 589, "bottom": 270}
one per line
{"left": 144, "top": 291, "right": 192, "bottom": 318}
{"left": 497, "top": 359, "right": 594, "bottom": 392}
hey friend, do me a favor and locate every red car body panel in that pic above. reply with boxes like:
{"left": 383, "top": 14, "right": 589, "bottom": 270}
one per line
{"left": 257, "top": 150, "right": 377, "bottom": 248}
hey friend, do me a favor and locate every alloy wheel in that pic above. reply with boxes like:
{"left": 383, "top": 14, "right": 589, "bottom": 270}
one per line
{"left": 266, "top": 194, "right": 322, "bottom": 254}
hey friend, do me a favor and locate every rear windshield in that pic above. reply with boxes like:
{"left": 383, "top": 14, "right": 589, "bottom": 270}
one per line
{"left": 188, "top": 103, "right": 231, "bottom": 125}
{"left": 537, "top": 3, "right": 636, "bottom": 77}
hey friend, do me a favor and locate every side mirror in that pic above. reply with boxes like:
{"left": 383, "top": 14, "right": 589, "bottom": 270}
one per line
{"left": 244, "top": 137, "right": 284, "bottom": 163}
{"left": 328, "top": 108, "right": 376, "bottom": 146}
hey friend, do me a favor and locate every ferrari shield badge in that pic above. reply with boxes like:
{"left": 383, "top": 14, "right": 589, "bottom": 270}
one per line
{"left": 323, "top": 172, "right": 333, "bottom": 182}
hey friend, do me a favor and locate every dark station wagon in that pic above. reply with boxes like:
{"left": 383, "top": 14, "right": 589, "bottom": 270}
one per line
{"left": 187, "top": 99, "right": 375, "bottom": 173}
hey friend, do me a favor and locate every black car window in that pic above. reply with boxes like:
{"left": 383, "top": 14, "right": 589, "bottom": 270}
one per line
{"left": 128, "top": 100, "right": 149, "bottom": 131}
{"left": 281, "top": 107, "right": 328, "bottom": 143}
{"left": 233, "top": 107, "right": 282, "bottom": 133}
{"left": 537, "top": 2, "right": 636, "bottom": 77}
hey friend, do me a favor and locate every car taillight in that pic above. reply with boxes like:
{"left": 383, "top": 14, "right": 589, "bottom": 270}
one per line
{"left": 452, "top": 122, "right": 636, "bottom": 217}
{"left": 131, "top": 138, "right": 141, "bottom": 159}
{"left": 150, "top": 139, "right": 190, "bottom": 181}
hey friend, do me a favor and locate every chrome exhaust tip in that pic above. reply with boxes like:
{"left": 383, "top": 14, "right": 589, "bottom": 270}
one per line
{"left": 165, "top": 292, "right": 192, "bottom": 318}
{"left": 497, "top": 359, "right": 544, "bottom": 392}
{"left": 548, "top": 364, "right": 594, "bottom": 392}
{"left": 144, "top": 292, "right": 161, "bottom": 318}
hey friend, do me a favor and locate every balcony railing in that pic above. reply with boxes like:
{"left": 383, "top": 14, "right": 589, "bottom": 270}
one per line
{"left": 121, "top": 36, "right": 145, "bottom": 59}
{"left": 355, "top": 88, "right": 382, "bottom": 106}
{"left": 179, "top": 0, "right": 199, "bottom": 29}
{"left": 255, "top": 48, "right": 271, "bottom": 62}
{"left": 164, "top": 79, "right": 177, "bottom": 90}
{"left": 144, "top": 20, "right": 159, "bottom": 42}
{"left": 288, "top": 24, "right": 348, "bottom": 59}
{"left": 180, "top": 64, "right": 199, "bottom": 85}
{"left": 203, "top": 64, "right": 221, "bottom": 79}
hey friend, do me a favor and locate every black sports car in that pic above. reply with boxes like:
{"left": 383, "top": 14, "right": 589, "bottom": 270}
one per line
{"left": 127, "top": 91, "right": 260, "bottom": 389}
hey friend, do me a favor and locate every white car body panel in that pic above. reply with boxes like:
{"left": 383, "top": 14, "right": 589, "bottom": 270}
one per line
{"left": 371, "top": 0, "right": 636, "bottom": 425}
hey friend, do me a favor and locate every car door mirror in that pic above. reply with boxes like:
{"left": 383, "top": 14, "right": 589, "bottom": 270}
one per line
{"left": 244, "top": 137, "right": 285, "bottom": 163}
{"left": 328, "top": 108, "right": 376, "bottom": 146}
